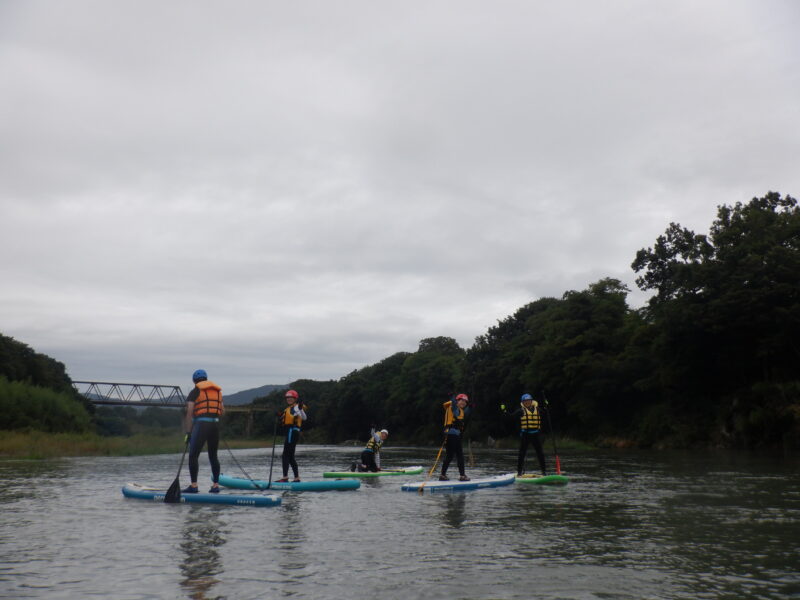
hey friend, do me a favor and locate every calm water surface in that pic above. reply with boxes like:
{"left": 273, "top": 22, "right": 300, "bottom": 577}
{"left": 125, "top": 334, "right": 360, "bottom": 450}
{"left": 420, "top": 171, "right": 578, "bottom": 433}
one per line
{"left": 1, "top": 446, "right": 798, "bottom": 599}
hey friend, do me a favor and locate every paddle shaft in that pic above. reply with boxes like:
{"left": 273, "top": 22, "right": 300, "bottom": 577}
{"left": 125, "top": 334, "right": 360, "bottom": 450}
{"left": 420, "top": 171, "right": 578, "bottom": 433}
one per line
{"left": 222, "top": 438, "right": 269, "bottom": 491}
{"left": 419, "top": 438, "right": 447, "bottom": 495}
{"left": 542, "top": 391, "right": 561, "bottom": 475}
{"left": 468, "top": 438, "right": 475, "bottom": 467}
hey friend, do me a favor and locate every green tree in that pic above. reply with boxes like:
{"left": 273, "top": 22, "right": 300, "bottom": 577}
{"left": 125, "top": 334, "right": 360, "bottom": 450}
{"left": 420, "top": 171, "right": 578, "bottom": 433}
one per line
{"left": 389, "top": 338, "right": 465, "bottom": 443}
{"left": 632, "top": 192, "right": 800, "bottom": 448}
{"left": 0, "top": 334, "right": 76, "bottom": 394}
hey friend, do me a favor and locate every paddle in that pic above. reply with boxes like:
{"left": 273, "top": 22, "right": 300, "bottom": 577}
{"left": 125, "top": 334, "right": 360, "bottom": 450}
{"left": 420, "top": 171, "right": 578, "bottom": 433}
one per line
{"left": 418, "top": 437, "right": 446, "bottom": 495}
{"left": 164, "top": 437, "right": 190, "bottom": 503}
{"left": 464, "top": 394, "right": 476, "bottom": 467}
{"left": 542, "top": 390, "right": 562, "bottom": 475}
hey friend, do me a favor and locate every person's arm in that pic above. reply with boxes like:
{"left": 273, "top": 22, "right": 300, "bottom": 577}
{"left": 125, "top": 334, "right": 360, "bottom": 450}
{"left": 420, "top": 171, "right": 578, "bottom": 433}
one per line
{"left": 183, "top": 403, "right": 194, "bottom": 434}
{"left": 293, "top": 405, "right": 307, "bottom": 421}
{"left": 183, "top": 388, "right": 198, "bottom": 433}
{"left": 499, "top": 405, "right": 521, "bottom": 425}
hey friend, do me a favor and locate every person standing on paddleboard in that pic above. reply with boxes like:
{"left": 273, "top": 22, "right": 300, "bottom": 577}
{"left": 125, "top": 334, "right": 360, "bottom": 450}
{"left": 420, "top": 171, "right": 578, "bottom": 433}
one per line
{"left": 182, "top": 369, "right": 224, "bottom": 493}
{"left": 277, "top": 389, "right": 306, "bottom": 482}
{"left": 439, "top": 393, "right": 471, "bottom": 481}
{"left": 502, "top": 393, "right": 547, "bottom": 476}
{"left": 351, "top": 428, "right": 389, "bottom": 472}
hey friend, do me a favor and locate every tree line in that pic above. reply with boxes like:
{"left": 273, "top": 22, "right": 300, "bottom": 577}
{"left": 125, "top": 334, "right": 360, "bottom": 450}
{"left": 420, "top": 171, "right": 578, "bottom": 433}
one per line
{"left": 243, "top": 192, "right": 800, "bottom": 451}
{"left": 3, "top": 192, "right": 798, "bottom": 450}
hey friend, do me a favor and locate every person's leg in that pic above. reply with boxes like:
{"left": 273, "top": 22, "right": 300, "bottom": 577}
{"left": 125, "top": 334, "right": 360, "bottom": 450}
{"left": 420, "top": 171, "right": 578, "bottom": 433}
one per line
{"left": 288, "top": 444, "right": 299, "bottom": 479}
{"left": 531, "top": 433, "right": 547, "bottom": 475}
{"left": 286, "top": 429, "right": 299, "bottom": 479}
{"left": 517, "top": 433, "right": 530, "bottom": 475}
{"left": 187, "top": 426, "right": 202, "bottom": 485}
{"left": 455, "top": 437, "right": 466, "bottom": 477}
{"left": 362, "top": 451, "right": 378, "bottom": 472}
{"left": 281, "top": 439, "right": 291, "bottom": 478}
{"left": 441, "top": 435, "right": 455, "bottom": 477}
{"left": 207, "top": 424, "right": 220, "bottom": 484}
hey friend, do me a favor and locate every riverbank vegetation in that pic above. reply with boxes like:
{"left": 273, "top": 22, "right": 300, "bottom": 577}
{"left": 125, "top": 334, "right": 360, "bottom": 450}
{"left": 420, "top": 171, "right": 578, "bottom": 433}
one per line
{"left": 0, "top": 430, "right": 273, "bottom": 459}
{"left": 237, "top": 193, "right": 800, "bottom": 452}
{"left": 2, "top": 192, "right": 798, "bottom": 454}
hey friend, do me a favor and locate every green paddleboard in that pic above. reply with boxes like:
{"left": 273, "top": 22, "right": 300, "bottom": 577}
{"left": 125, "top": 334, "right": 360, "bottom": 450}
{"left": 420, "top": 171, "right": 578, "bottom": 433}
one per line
{"left": 515, "top": 474, "right": 569, "bottom": 485}
{"left": 323, "top": 466, "right": 424, "bottom": 478}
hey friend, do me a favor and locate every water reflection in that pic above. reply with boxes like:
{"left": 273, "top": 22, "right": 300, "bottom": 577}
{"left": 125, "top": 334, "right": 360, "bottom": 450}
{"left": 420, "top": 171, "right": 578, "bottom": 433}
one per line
{"left": 442, "top": 494, "right": 466, "bottom": 528}
{"left": 179, "top": 507, "right": 227, "bottom": 600}
{"left": 274, "top": 495, "right": 311, "bottom": 596}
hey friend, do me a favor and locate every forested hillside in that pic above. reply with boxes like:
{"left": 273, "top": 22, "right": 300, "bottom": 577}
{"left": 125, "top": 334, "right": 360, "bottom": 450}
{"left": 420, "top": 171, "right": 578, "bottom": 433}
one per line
{"left": 0, "top": 334, "right": 92, "bottom": 433}
{"left": 239, "top": 192, "right": 799, "bottom": 451}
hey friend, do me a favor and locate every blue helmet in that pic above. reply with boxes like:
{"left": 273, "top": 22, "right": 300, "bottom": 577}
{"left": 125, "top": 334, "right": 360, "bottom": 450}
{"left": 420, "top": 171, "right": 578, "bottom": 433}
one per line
{"left": 521, "top": 393, "right": 533, "bottom": 402}
{"left": 192, "top": 369, "right": 208, "bottom": 382}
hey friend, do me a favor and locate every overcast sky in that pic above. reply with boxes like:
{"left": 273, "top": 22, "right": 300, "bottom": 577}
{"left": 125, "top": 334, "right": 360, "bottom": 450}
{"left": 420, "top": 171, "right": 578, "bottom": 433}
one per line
{"left": 2, "top": 1, "right": 799, "bottom": 394}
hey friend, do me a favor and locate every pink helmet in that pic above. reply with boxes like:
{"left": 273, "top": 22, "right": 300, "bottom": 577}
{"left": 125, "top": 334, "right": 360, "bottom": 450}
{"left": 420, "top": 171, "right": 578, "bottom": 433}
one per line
{"left": 285, "top": 389, "right": 298, "bottom": 399}
{"left": 455, "top": 393, "right": 469, "bottom": 401}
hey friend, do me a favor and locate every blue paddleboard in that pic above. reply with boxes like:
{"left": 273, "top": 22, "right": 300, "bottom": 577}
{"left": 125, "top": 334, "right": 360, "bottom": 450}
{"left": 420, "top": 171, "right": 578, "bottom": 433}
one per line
{"left": 122, "top": 482, "right": 281, "bottom": 507}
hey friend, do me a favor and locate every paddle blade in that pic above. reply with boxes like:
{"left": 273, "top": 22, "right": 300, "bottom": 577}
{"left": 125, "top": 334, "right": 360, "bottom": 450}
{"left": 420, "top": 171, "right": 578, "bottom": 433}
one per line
{"left": 555, "top": 456, "right": 562, "bottom": 475}
{"left": 164, "top": 478, "right": 182, "bottom": 503}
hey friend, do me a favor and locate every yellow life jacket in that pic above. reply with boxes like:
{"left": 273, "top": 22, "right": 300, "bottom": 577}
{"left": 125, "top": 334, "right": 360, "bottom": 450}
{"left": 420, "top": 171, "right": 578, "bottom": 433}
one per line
{"left": 365, "top": 435, "right": 383, "bottom": 452}
{"left": 282, "top": 405, "right": 303, "bottom": 428}
{"left": 443, "top": 400, "right": 465, "bottom": 432}
{"left": 193, "top": 380, "right": 223, "bottom": 417}
{"left": 520, "top": 401, "right": 541, "bottom": 430}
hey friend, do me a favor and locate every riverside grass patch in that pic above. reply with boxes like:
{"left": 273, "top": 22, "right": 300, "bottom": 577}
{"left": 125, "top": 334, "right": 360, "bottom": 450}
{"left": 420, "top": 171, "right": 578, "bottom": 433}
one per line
{"left": 0, "top": 430, "right": 270, "bottom": 459}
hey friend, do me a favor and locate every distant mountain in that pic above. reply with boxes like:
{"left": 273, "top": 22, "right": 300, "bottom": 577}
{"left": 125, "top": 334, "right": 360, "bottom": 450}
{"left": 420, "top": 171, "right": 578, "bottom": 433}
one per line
{"left": 225, "top": 384, "right": 287, "bottom": 405}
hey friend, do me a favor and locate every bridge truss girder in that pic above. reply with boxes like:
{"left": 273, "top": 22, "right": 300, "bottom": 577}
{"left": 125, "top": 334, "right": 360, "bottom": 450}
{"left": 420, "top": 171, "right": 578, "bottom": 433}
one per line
{"left": 73, "top": 381, "right": 186, "bottom": 408}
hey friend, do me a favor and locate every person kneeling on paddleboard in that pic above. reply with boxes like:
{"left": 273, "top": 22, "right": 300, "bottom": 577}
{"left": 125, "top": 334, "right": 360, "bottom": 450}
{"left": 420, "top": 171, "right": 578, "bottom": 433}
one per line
{"left": 182, "top": 369, "right": 224, "bottom": 494}
{"left": 351, "top": 428, "right": 389, "bottom": 472}
{"left": 501, "top": 393, "right": 547, "bottom": 476}
{"left": 440, "top": 394, "right": 471, "bottom": 481}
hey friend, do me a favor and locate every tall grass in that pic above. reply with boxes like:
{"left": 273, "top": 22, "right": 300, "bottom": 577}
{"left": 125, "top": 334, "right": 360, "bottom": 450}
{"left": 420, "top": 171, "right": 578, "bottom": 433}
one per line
{"left": 0, "top": 430, "right": 272, "bottom": 459}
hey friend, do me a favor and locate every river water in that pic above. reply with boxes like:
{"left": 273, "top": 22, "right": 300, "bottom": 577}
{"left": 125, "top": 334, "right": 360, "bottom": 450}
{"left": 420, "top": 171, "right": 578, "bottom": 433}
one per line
{"left": 1, "top": 446, "right": 798, "bottom": 599}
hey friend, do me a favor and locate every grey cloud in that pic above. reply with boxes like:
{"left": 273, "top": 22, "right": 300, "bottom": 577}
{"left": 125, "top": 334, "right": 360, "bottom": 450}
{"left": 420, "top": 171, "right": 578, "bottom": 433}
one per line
{"left": 2, "top": 0, "right": 799, "bottom": 392}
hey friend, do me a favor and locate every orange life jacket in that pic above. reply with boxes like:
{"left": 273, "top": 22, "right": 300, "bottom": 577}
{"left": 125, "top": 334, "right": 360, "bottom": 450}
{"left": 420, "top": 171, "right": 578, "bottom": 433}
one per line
{"left": 192, "top": 380, "right": 224, "bottom": 417}
{"left": 282, "top": 405, "right": 303, "bottom": 428}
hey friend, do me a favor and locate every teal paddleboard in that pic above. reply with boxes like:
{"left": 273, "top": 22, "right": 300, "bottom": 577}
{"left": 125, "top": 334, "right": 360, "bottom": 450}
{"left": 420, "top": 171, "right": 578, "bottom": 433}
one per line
{"left": 218, "top": 473, "right": 360, "bottom": 491}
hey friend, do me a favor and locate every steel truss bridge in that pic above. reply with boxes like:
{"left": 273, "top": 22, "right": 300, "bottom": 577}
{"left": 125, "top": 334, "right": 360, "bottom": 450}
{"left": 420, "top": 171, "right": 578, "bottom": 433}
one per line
{"left": 73, "top": 381, "right": 272, "bottom": 435}
{"left": 72, "top": 381, "right": 186, "bottom": 407}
